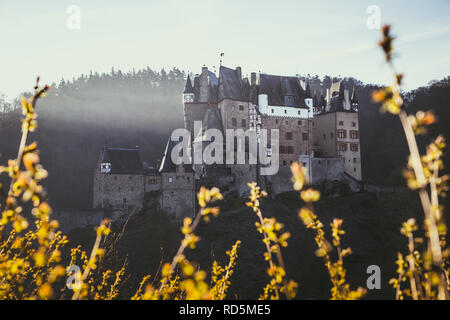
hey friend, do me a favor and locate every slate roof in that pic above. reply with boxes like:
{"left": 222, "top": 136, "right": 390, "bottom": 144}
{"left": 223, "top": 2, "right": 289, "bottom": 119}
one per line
{"left": 218, "top": 66, "right": 247, "bottom": 101}
{"left": 193, "top": 107, "right": 224, "bottom": 144}
{"left": 101, "top": 147, "right": 145, "bottom": 174}
{"left": 258, "top": 74, "right": 307, "bottom": 108}
{"left": 188, "top": 66, "right": 315, "bottom": 108}
{"left": 183, "top": 75, "right": 194, "bottom": 94}
{"left": 159, "top": 138, "right": 194, "bottom": 173}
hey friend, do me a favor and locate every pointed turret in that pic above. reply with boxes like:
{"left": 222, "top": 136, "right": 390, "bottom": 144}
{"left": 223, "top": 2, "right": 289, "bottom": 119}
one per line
{"left": 183, "top": 75, "right": 194, "bottom": 94}
{"left": 183, "top": 75, "right": 195, "bottom": 103}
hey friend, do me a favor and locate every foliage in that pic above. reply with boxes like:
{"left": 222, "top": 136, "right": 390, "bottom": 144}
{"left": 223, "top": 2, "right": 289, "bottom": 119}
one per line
{"left": 291, "top": 163, "right": 367, "bottom": 300}
{"left": 372, "top": 25, "right": 449, "bottom": 300}
{"left": 246, "top": 182, "right": 297, "bottom": 300}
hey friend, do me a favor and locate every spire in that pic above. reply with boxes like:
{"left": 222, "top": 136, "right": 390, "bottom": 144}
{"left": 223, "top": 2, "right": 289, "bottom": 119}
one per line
{"left": 183, "top": 75, "right": 194, "bottom": 94}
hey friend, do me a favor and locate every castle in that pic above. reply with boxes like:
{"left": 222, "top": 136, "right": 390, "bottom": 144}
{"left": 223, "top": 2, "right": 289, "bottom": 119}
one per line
{"left": 93, "top": 65, "right": 362, "bottom": 220}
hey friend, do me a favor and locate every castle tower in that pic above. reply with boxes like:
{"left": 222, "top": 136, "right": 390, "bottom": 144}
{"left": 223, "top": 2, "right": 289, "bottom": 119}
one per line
{"left": 183, "top": 75, "right": 195, "bottom": 137}
{"left": 183, "top": 75, "right": 195, "bottom": 103}
{"left": 312, "top": 82, "right": 361, "bottom": 181}
{"left": 159, "top": 138, "right": 195, "bottom": 220}
{"left": 182, "top": 68, "right": 218, "bottom": 142}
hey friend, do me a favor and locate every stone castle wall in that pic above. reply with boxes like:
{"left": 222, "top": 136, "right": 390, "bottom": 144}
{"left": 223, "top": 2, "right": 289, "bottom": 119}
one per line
{"left": 160, "top": 167, "right": 195, "bottom": 220}
{"left": 261, "top": 115, "right": 312, "bottom": 167}
{"left": 93, "top": 172, "right": 145, "bottom": 209}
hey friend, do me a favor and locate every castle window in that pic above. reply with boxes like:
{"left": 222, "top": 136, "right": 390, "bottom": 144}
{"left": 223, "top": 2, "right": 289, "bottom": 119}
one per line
{"left": 338, "top": 143, "right": 347, "bottom": 151}
{"left": 232, "top": 118, "right": 237, "bottom": 127}
{"left": 338, "top": 121, "right": 344, "bottom": 126}
{"left": 353, "top": 158, "right": 357, "bottom": 163}
{"left": 239, "top": 105, "right": 244, "bottom": 111}
{"left": 241, "top": 119, "right": 246, "bottom": 127}
{"left": 352, "top": 122, "right": 356, "bottom": 127}
{"left": 287, "top": 146, "right": 294, "bottom": 154}
{"left": 323, "top": 134, "right": 326, "bottom": 140}
{"left": 285, "top": 132, "right": 293, "bottom": 140}
{"left": 284, "top": 110, "right": 287, "bottom": 114}
{"left": 283, "top": 161, "right": 287, "bottom": 166}
{"left": 302, "top": 133, "right": 309, "bottom": 141}
{"left": 118, "top": 187, "right": 121, "bottom": 192}
{"left": 275, "top": 119, "right": 279, "bottom": 124}
{"left": 350, "top": 130, "right": 359, "bottom": 139}
{"left": 298, "top": 111, "right": 301, "bottom": 115}
{"left": 350, "top": 143, "right": 359, "bottom": 152}
{"left": 100, "top": 162, "right": 111, "bottom": 173}
{"left": 129, "top": 176, "right": 132, "bottom": 181}
{"left": 285, "top": 120, "right": 288, "bottom": 125}
{"left": 168, "top": 177, "right": 173, "bottom": 183}
{"left": 298, "top": 120, "right": 302, "bottom": 125}
{"left": 336, "top": 129, "right": 347, "bottom": 138}
{"left": 279, "top": 145, "right": 285, "bottom": 154}
{"left": 354, "top": 167, "right": 356, "bottom": 172}
{"left": 330, "top": 132, "right": 334, "bottom": 138}
{"left": 271, "top": 109, "right": 274, "bottom": 113}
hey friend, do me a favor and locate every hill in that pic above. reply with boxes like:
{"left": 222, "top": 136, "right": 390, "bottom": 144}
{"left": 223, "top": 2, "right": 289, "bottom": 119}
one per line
{"left": 68, "top": 189, "right": 425, "bottom": 299}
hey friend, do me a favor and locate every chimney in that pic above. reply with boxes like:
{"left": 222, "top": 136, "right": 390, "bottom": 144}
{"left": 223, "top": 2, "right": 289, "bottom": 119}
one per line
{"left": 235, "top": 67, "right": 242, "bottom": 80}
{"left": 250, "top": 72, "right": 257, "bottom": 86}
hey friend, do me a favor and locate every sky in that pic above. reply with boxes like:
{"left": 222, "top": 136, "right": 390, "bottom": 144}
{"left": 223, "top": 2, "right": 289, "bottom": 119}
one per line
{"left": 0, "top": 0, "right": 449, "bottom": 101}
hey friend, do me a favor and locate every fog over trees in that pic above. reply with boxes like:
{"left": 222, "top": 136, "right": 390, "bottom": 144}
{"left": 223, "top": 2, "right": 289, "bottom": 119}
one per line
{"left": 0, "top": 68, "right": 448, "bottom": 209}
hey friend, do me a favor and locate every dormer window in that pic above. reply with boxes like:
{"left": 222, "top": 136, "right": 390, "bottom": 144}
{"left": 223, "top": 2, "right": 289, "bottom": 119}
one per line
{"left": 100, "top": 162, "right": 111, "bottom": 173}
{"left": 284, "top": 95, "right": 295, "bottom": 107}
